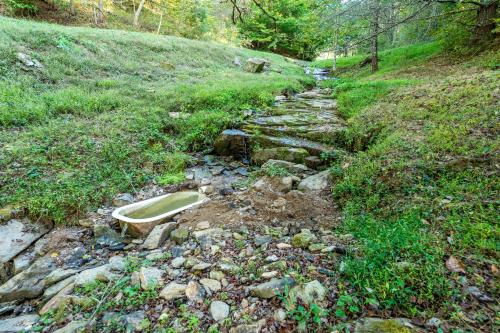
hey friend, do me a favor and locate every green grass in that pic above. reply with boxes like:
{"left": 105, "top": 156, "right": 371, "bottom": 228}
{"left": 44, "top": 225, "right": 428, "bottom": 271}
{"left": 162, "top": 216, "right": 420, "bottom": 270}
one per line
{"left": 313, "top": 41, "right": 442, "bottom": 74}
{"left": 320, "top": 43, "right": 499, "bottom": 326}
{"left": 0, "top": 17, "right": 310, "bottom": 223}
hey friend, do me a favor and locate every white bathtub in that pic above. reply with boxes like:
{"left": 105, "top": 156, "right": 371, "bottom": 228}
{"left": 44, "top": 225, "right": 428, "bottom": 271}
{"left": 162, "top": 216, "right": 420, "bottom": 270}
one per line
{"left": 112, "top": 191, "right": 208, "bottom": 237}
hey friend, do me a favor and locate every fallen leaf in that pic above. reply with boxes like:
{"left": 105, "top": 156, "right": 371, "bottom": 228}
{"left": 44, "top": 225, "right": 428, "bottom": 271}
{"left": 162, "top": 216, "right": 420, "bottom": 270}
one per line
{"left": 446, "top": 255, "right": 466, "bottom": 274}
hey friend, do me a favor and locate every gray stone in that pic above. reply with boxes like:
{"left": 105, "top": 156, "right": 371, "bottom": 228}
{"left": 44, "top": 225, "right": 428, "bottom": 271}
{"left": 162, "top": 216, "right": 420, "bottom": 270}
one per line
{"left": 44, "top": 268, "right": 79, "bottom": 285}
{"left": 109, "top": 256, "right": 127, "bottom": 272}
{"left": 142, "top": 222, "right": 177, "bottom": 250}
{"left": 43, "top": 277, "right": 75, "bottom": 299}
{"left": 122, "top": 310, "right": 146, "bottom": 332}
{"left": 160, "top": 282, "right": 187, "bottom": 301}
{"left": 250, "top": 277, "right": 296, "bottom": 299}
{"left": 219, "top": 258, "right": 241, "bottom": 274}
{"left": 17, "top": 52, "right": 43, "bottom": 69}
{"left": 53, "top": 320, "right": 87, "bottom": 333}
{"left": 191, "top": 262, "right": 211, "bottom": 271}
{"left": 354, "top": 318, "right": 417, "bottom": 333}
{"left": 74, "top": 265, "right": 118, "bottom": 287}
{"left": 289, "top": 280, "right": 327, "bottom": 306}
{"left": 139, "top": 267, "right": 164, "bottom": 289}
{"left": 209, "top": 271, "right": 225, "bottom": 281}
{"left": 171, "top": 257, "right": 186, "bottom": 268}
{"left": 0, "top": 314, "right": 40, "bottom": 332}
{"left": 200, "top": 278, "right": 222, "bottom": 292}
{"left": 252, "top": 147, "right": 309, "bottom": 165}
{"left": 210, "top": 301, "right": 230, "bottom": 321}
{"left": 185, "top": 281, "right": 205, "bottom": 303}
{"left": 0, "top": 219, "right": 49, "bottom": 264}
{"left": 298, "top": 170, "right": 331, "bottom": 192}
{"left": 195, "top": 221, "right": 210, "bottom": 230}
{"left": 112, "top": 193, "right": 134, "bottom": 207}
{"left": 229, "top": 319, "right": 266, "bottom": 333}
{"left": 0, "top": 256, "right": 55, "bottom": 302}
{"left": 243, "top": 58, "right": 267, "bottom": 73}
{"left": 170, "top": 228, "right": 189, "bottom": 244}
{"left": 262, "top": 159, "right": 309, "bottom": 175}
{"left": 93, "top": 224, "right": 124, "bottom": 248}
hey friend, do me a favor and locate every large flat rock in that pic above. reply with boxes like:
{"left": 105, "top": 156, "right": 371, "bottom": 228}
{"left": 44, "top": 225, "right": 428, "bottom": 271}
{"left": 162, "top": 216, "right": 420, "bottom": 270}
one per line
{"left": 0, "top": 219, "right": 50, "bottom": 264}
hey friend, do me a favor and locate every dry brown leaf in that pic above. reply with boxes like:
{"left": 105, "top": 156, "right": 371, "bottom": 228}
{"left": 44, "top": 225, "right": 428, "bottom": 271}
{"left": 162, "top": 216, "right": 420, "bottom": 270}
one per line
{"left": 446, "top": 255, "right": 466, "bottom": 274}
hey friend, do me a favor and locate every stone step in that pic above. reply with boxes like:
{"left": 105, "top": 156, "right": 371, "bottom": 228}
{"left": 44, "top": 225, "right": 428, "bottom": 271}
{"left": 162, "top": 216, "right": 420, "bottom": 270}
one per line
{"left": 243, "top": 124, "right": 345, "bottom": 144}
{"left": 254, "top": 134, "right": 333, "bottom": 156}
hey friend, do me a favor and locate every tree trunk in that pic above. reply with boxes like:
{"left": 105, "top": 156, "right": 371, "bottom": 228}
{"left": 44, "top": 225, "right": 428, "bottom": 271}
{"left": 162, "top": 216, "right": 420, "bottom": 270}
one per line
{"left": 133, "top": 0, "right": 146, "bottom": 26}
{"left": 472, "top": 1, "right": 498, "bottom": 43}
{"left": 370, "top": 0, "right": 380, "bottom": 72}
{"left": 96, "top": 0, "right": 104, "bottom": 24}
{"left": 69, "top": 0, "right": 75, "bottom": 15}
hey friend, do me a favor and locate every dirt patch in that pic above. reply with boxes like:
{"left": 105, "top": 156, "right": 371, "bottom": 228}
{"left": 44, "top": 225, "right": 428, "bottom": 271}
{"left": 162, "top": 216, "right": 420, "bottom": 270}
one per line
{"left": 176, "top": 187, "right": 339, "bottom": 231}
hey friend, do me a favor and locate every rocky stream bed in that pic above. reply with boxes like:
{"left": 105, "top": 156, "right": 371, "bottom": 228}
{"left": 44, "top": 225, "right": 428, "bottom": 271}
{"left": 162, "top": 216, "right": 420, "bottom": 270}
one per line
{"left": 0, "top": 80, "right": 440, "bottom": 333}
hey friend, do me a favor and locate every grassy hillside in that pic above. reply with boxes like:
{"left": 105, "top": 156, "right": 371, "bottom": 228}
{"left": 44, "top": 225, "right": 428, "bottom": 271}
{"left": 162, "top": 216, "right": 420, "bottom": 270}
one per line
{"left": 0, "top": 17, "right": 310, "bottom": 223}
{"left": 316, "top": 43, "right": 499, "bottom": 329}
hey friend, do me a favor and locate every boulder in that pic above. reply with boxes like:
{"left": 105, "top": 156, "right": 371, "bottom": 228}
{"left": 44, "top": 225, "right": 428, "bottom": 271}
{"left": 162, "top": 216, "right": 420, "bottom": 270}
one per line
{"left": 252, "top": 176, "right": 294, "bottom": 194}
{"left": 0, "top": 314, "right": 39, "bottom": 332}
{"left": 142, "top": 222, "right": 177, "bottom": 250}
{"left": 354, "top": 318, "right": 417, "bottom": 333}
{"left": 252, "top": 147, "right": 309, "bottom": 165}
{"left": 262, "top": 160, "right": 309, "bottom": 175}
{"left": 250, "top": 277, "right": 296, "bottom": 299}
{"left": 298, "top": 170, "right": 331, "bottom": 192}
{"left": 0, "top": 256, "right": 55, "bottom": 302}
{"left": 213, "top": 129, "right": 251, "bottom": 158}
{"left": 0, "top": 219, "right": 50, "bottom": 265}
{"left": 210, "top": 300, "right": 230, "bottom": 321}
{"left": 243, "top": 58, "right": 268, "bottom": 73}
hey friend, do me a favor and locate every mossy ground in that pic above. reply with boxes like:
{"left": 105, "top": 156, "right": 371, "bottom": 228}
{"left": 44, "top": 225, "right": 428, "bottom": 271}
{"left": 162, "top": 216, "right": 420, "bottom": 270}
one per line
{"left": 0, "top": 17, "right": 311, "bottom": 223}
{"left": 317, "top": 43, "right": 499, "bottom": 329}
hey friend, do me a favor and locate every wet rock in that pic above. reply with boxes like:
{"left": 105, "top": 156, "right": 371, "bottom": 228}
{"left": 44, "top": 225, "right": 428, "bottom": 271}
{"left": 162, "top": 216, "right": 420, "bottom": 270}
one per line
{"left": 200, "top": 278, "right": 222, "bottom": 292}
{"left": 160, "top": 282, "right": 187, "bottom": 301}
{"left": 210, "top": 300, "right": 230, "bottom": 321}
{"left": 170, "top": 228, "right": 189, "bottom": 244}
{"left": 0, "top": 219, "right": 50, "bottom": 266}
{"left": 243, "top": 58, "right": 267, "bottom": 73}
{"left": 229, "top": 319, "right": 266, "bottom": 333}
{"left": 185, "top": 281, "right": 205, "bottom": 303}
{"left": 0, "top": 255, "right": 55, "bottom": 302}
{"left": 262, "top": 159, "right": 309, "bottom": 175}
{"left": 139, "top": 267, "right": 164, "bottom": 289}
{"left": 93, "top": 224, "right": 124, "bottom": 248}
{"left": 252, "top": 147, "right": 309, "bottom": 165}
{"left": 291, "top": 229, "right": 318, "bottom": 249}
{"left": 298, "top": 170, "right": 331, "bottom": 192}
{"left": 214, "top": 129, "right": 251, "bottom": 158}
{"left": 112, "top": 193, "right": 134, "bottom": 207}
{"left": 52, "top": 320, "right": 87, "bottom": 333}
{"left": 289, "top": 280, "right": 327, "bottom": 306}
{"left": 142, "top": 222, "right": 177, "bottom": 250}
{"left": 0, "top": 314, "right": 39, "bottom": 332}
{"left": 250, "top": 277, "right": 296, "bottom": 299}
{"left": 354, "top": 318, "right": 417, "bottom": 333}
